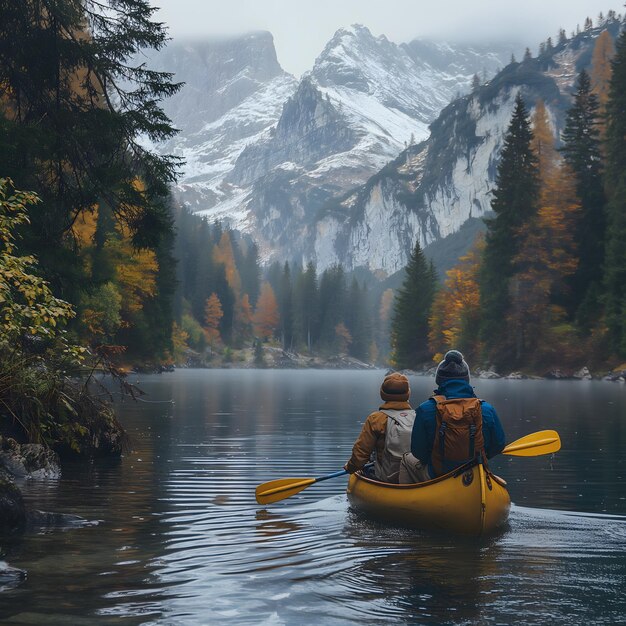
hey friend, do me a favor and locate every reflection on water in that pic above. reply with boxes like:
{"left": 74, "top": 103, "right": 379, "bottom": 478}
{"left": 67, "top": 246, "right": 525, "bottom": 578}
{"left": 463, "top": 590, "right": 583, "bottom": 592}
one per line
{"left": 1, "top": 369, "right": 625, "bottom": 624}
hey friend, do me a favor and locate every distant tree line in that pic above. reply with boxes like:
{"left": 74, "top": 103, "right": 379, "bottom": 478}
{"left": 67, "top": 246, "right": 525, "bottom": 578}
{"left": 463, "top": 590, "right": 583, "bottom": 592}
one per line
{"left": 173, "top": 209, "right": 378, "bottom": 362}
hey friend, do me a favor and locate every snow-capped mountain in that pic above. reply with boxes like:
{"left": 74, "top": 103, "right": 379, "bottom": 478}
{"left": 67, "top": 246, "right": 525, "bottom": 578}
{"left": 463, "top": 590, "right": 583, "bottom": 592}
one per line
{"left": 149, "top": 31, "right": 297, "bottom": 215}
{"left": 311, "top": 19, "right": 623, "bottom": 277}
{"left": 154, "top": 25, "right": 514, "bottom": 261}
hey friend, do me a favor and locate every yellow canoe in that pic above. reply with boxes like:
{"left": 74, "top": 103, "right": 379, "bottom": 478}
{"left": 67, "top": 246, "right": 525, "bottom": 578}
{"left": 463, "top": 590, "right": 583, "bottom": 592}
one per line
{"left": 347, "top": 461, "right": 510, "bottom": 536}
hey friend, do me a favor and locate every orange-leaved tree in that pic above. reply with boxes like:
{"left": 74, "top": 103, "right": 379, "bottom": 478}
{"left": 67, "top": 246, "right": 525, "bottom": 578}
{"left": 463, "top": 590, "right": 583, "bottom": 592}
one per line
{"left": 428, "top": 237, "right": 483, "bottom": 363}
{"left": 204, "top": 293, "right": 224, "bottom": 346}
{"left": 253, "top": 282, "right": 279, "bottom": 340}
{"left": 235, "top": 293, "right": 254, "bottom": 341}
{"left": 334, "top": 322, "right": 352, "bottom": 354}
{"left": 213, "top": 231, "right": 241, "bottom": 297}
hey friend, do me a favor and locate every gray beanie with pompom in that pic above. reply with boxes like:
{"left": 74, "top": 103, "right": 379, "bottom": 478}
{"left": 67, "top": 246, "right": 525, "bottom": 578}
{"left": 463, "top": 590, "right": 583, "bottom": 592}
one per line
{"left": 435, "top": 350, "right": 470, "bottom": 385}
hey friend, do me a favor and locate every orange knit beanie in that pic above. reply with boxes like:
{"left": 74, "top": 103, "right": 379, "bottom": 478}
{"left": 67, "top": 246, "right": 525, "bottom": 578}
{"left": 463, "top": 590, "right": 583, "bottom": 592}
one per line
{"left": 380, "top": 372, "right": 410, "bottom": 402}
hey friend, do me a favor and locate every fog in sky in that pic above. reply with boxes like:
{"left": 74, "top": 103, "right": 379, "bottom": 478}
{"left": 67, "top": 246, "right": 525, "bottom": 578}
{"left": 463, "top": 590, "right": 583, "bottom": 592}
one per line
{"left": 153, "top": 1, "right": 619, "bottom": 76}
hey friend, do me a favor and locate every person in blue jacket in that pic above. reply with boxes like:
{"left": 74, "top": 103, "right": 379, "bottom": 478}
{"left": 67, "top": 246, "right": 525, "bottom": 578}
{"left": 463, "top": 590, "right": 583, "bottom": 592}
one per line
{"left": 405, "top": 350, "right": 506, "bottom": 481}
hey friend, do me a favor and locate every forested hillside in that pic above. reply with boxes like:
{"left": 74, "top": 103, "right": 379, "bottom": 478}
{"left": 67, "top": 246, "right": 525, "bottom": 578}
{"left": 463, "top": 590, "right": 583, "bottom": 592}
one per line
{"left": 391, "top": 22, "right": 626, "bottom": 374}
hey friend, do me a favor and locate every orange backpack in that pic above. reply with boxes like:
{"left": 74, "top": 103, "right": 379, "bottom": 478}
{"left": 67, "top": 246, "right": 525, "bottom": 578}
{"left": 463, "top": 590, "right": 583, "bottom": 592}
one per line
{"left": 430, "top": 395, "right": 485, "bottom": 476}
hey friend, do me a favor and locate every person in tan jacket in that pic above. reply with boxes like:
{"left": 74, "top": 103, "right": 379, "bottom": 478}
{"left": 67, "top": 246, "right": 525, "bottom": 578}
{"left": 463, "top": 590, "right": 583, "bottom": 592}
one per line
{"left": 344, "top": 373, "right": 425, "bottom": 483}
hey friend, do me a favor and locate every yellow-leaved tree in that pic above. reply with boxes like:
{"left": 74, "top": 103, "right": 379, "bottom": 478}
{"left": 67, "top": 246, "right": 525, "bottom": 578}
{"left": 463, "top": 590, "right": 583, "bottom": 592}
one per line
{"left": 428, "top": 237, "right": 483, "bottom": 363}
{"left": 0, "top": 179, "right": 77, "bottom": 347}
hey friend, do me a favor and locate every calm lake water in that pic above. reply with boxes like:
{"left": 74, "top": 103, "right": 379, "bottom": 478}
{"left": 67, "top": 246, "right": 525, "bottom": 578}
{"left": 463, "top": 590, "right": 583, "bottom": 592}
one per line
{"left": 2, "top": 369, "right": 626, "bottom": 624}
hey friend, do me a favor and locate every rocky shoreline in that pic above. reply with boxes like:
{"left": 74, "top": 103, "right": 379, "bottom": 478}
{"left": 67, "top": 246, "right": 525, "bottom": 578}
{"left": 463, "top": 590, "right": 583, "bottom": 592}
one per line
{"left": 134, "top": 346, "right": 378, "bottom": 373}
{"left": 136, "top": 345, "right": 626, "bottom": 382}
{"left": 0, "top": 438, "right": 72, "bottom": 533}
{"left": 396, "top": 364, "right": 626, "bottom": 382}
{"left": 0, "top": 437, "right": 104, "bottom": 590}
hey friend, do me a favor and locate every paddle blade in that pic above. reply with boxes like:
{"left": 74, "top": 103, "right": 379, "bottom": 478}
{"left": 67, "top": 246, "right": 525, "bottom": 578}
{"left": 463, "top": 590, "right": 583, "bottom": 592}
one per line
{"left": 255, "top": 477, "right": 316, "bottom": 505}
{"left": 503, "top": 430, "right": 561, "bottom": 457}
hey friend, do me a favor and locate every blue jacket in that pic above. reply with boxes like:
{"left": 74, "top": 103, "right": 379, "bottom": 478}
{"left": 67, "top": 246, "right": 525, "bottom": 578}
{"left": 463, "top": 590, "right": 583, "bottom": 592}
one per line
{"left": 410, "top": 379, "right": 506, "bottom": 476}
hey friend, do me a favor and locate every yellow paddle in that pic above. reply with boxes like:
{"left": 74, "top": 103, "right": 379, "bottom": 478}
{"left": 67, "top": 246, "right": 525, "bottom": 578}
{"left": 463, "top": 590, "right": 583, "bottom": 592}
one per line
{"left": 255, "top": 430, "right": 561, "bottom": 505}
{"left": 256, "top": 463, "right": 374, "bottom": 505}
{"left": 502, "top": 429, "right": 561, "bottom": 456}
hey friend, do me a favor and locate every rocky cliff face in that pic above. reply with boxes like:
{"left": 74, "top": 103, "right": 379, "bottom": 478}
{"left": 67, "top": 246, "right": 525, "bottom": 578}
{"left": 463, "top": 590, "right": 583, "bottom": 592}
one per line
{"left": 148, "top": 31, "right": 298, "bottom": 215}
{"left": 309, "top": 20, "right": 622, "bottom": 276}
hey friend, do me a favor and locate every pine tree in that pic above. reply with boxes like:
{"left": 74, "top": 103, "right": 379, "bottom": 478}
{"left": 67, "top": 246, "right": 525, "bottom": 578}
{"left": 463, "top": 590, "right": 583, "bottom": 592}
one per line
{"left": 318, "top": 265, "right": 347, "bottom": 352}
{"left": 480, "top": 93, "right": 539, "bottom": 365}
{"left": 378, "top": 288, "right": 395, "bottom": 362}
{"left": 279, "top": 262, "right": 294, "bottom": 350}
{"left": 344, "top": 278, "right": 371, "bottom": 361}
{"left": 241, "top": 242, "right": 261, "bottom": 307}
{"left": 524, "top": 47, "right": 532, "bottom": 61}
{"left": 558, "top": 29, "right": 567, "bottom": 45}
{"left": 560, "top": 70, "right": 605, "bottom": 326}
{"left": 294, "top": 261, "right": 318, "bottom": 353}
{"left": 390, "top": 240, "right": 436, "bottom": 369}
{"left": 604, "top": 29, "right": 626, "bottom": 356}
{"left": 471, "top": 73, "right": 481, "bottom": 92}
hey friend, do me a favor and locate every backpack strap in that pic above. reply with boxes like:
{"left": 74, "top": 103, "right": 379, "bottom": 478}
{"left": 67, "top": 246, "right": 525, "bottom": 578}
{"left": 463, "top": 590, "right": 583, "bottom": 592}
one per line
{"left": 432, "top": 395, "right": 448, "bottom": 468}
{"left": 469, "top": 423, "right": 476, "bottom": 458}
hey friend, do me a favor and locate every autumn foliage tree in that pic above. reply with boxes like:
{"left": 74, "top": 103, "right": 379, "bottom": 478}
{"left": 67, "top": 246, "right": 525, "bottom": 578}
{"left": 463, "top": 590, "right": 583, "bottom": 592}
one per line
{"left": 335, "top": 322, "right": 352, "bottom": 354}
{"left": 253, "top": 282, "right": 279, "bottom": 341}
{"left": 428, "top": 238, "right": 483, "bottom": 363}
{"left": 213, "top": 231, "right": 242, "bottom": 297}
{"left": 204, "top": 293, "right": 224, "bottom": 346}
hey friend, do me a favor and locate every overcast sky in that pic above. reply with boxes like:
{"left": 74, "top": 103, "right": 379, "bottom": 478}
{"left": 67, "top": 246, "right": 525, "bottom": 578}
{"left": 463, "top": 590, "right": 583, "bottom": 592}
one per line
{"left": 153, "top": 1, "right": 620, "bottom": 76}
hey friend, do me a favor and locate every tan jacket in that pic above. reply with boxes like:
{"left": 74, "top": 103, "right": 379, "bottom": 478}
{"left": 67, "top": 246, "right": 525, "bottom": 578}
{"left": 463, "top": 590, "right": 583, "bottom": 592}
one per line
{"left": 345, "top": 401, "right": 413, "bottom": 473}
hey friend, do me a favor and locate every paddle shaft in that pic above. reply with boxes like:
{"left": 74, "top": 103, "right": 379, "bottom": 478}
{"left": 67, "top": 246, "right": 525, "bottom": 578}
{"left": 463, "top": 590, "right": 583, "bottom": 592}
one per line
{"left": 256, "top": 463, "right": 373, "bottom": 502}
{"left": 256, "top": 469, "right": 346, "bottom": 499}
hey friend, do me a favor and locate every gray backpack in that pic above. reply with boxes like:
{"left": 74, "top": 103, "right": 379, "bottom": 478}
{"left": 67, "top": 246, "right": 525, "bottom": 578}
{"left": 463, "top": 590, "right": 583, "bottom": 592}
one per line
{"left": 374, "top": 409, "right": 416, "bottom": 483}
